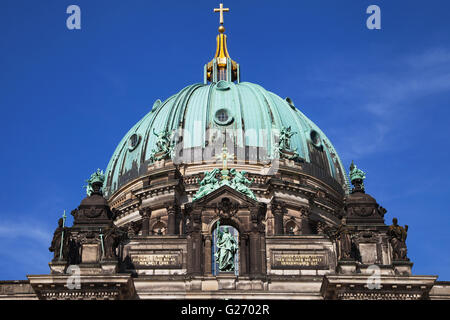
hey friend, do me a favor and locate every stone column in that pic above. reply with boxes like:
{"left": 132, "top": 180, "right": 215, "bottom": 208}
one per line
{"left": 300, "top": 207, "right": 312, "bottom": 234}
{"left": 239, "top": 234, "right": 248, "bottom": 276}
{"left": 204, "top": 235, "right": 212, "bottom": 275}
{"left": 259, "top": 231, "right": 267, "bottom": 274}
{"left": 192, "top": 233, "right": 203, "bottom": 275}
{"left": 139, "top": 208, "right": 151, "bottom": 236}
{"left": 167, "top": 205, "right": 177, "bottom": 235}
{"left": 249, "top": 232, "right": 261, "bottom": 276}
{"left": 187, "top": 234, "right": 194, "bottom": 274}
{"left": 186, "top": 210, "right": 202, "bottom": 276}
{"left": 272, "top": 202, "right": 284, "bottom": 235}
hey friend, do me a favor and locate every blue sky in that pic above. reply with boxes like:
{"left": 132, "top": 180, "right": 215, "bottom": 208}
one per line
{"left": 0, "top": 0, "right": 449, "bottom": 280}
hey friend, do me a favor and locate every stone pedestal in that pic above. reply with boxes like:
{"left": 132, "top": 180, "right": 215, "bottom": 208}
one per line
{"left": 393, "top": 260, "right": 413, "bottom": 276}
{"left": 337, "top": 260, "right": 357, "bottom": 274}
{"left": 49, "top": 261, "right": 67, "bottom": 274}
{"left": 81, "top": 243, "right": 100, "bottom": 263}
{"left": 100, "top": 260, "right": 119, "bottom": 274}
{"left": 321, "top": 274, "right": 437, "bottom": 300}
{"left": 151, "top": 153, "right": 168, "bottom": 168}
{"left": 78, "top": 264, "right": 103, "bottom": 275}
{"left": 357, "top": 264, "right": 395, "bottom": 276}
{"left": 28, "top": 274, "right": 135, "bottom": 300}
{"left": 201, "top": 278, "right": 219, "bottom": 291}
{"left": 217, "top": 273, "right": 238, "bottom": 290}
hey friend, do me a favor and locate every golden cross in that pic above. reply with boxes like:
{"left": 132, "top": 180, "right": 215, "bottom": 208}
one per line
{"left": 214, "top": 3, "right": 230, "bottom": 25}
{"left": 216, "top": 144, "right": 234, "bottom": 171}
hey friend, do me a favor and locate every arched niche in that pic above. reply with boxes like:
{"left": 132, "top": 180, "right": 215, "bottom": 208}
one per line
{"left": 151, "top": 221, "right": 166, "bottom": 235}
{"left": 211, "top": 221, "right": 240, "bottom": 276}
{"left": 285, "top": 219, "right": 300, "bottom": 235}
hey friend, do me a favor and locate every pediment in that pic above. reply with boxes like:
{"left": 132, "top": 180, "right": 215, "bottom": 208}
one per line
{"left": 192, "top": 184, "right": 259, "bottom": 207}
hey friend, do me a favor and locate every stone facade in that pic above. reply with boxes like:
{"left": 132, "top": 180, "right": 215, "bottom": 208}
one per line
{"left": 1, "top": 158, "right": 449, "bottom": 300}
{"left": 1, "top": 6, "right": 449, "bottom": 299}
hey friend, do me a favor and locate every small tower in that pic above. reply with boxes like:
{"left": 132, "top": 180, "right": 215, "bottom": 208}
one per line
{"left": 204, "top": 3, "right": 240, "bottom": 83}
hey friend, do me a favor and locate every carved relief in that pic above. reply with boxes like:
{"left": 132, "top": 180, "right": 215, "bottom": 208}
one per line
{"left": 214, "top": 197, "right": 239, "bottom": 219}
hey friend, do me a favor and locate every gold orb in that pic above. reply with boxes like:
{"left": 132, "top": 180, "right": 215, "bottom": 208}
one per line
{"left": 218, "top": 25, "right": 225, "bottom": 33}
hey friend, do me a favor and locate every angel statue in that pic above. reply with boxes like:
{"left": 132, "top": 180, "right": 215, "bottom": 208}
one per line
{"left": 192, "top": 168, "right": 220, "bottom": 201}
{"left": 230, "top": 169, "right": 256, "bottom": 200}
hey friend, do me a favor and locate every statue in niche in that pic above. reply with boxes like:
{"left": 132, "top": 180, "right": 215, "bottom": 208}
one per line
{"left": 388, "top": 218, "right": 409, "bottom": 261}
{"left": 214, "top": 221, "right": 238, "bottom": 272}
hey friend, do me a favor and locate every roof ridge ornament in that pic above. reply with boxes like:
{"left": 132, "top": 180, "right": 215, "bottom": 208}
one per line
{"left": 84, "top": 169, "right": 105, "bottom": 196}
{"left": 149, "top": 128, "right": 175, "bottom": 163}
{"left": 214, "top": 3, "right": 229, "bottom": 33}
{"left": 273, "top": 126, "right": 302, "bottom": 162}
{"left": 349, "top": 161, "right": 366, "bottom": 193}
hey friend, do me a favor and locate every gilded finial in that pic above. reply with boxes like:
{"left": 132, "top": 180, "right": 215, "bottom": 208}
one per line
{"left": 205, "top": 3, "right": 239, "bottom": 83}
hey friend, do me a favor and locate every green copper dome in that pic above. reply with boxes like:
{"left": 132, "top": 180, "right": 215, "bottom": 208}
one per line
{"left": 103, "top": 81, "right": 349, "bottom": 197}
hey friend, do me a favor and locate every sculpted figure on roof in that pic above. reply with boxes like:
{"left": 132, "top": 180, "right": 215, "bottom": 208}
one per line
{"left": 84, "top": 169, "right": 105, "bottom": 196}
{"left": 230, "top": 169, "right": 256, "bottom": 200}
{"left": 193, "top": 169, "right": 220, "bottom": 201}
{"left": 149, "top": 128, "right": 174, "bottom": 162}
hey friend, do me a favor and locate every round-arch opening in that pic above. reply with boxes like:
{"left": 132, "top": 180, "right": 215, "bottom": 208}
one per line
{"left": 212, "top": 220, "right": 239, "bottom": 276}
{"left": 285, "top": 220, "right": 300, "bottom": 235}
{"left": 151, "top": 221, "right": 166, "bottom": 235}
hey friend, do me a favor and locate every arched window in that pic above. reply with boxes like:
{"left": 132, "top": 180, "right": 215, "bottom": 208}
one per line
{"left": 152, "top": 221, "right": 166, "bottom": 235}
{"left": 285, "top": 220, "right": 299, "bottom": 235}
{"left": 211, "top": 224, "right": 239, "bottom": 276}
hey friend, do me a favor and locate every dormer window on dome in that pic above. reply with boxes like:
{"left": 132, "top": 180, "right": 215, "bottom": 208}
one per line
{"left": 128, "top": 133, "right": 141, "bottom": 151}
{"left": 214, "top": 108, "right": 234, "bottom": 126}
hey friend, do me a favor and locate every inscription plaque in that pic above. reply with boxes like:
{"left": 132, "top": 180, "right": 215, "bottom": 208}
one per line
{"left": 130, "top": 251, "right": 182, "bottom": 269}
{"left": 271, "top": 250, "right": 328, "bottom": 269}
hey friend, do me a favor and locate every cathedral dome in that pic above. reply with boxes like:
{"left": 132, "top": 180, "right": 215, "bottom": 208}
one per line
{"left": 103, "top": 80, "right": 349, "bottom": 198}
{"left": 103, "top": 15, "right": 349, "bottom": 199}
